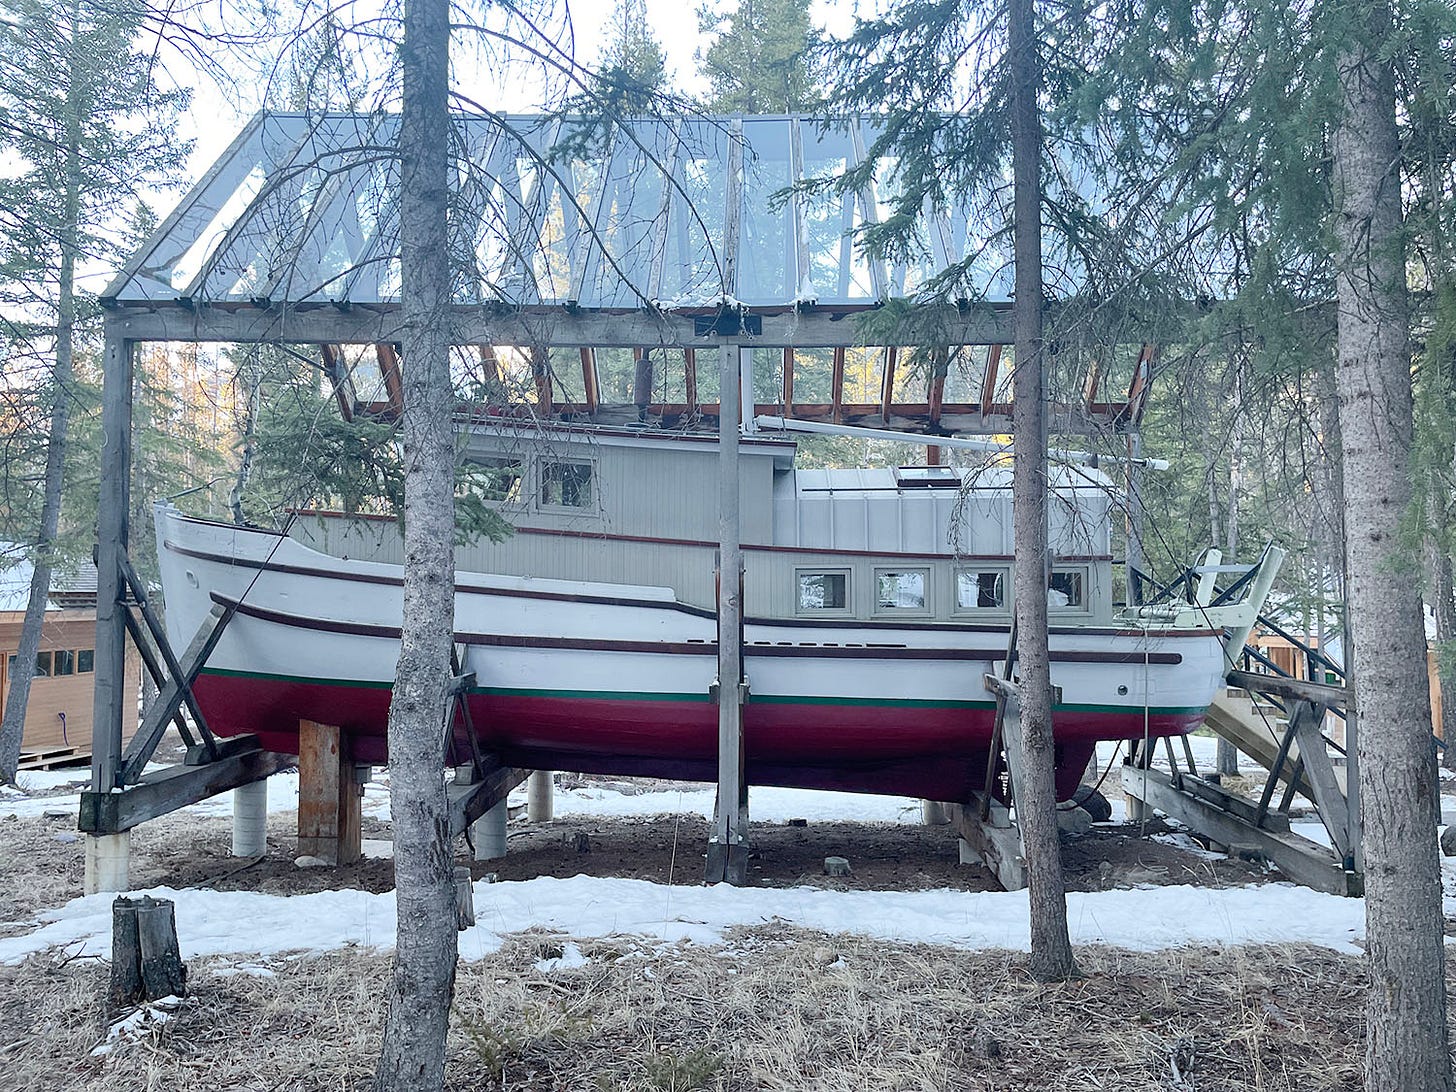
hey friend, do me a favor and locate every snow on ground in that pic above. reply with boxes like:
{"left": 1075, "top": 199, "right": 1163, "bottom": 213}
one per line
{"left": 0, "top": 874, "right": 1370, "bottom": 968}
{"left": 538, "top": 784, "right": 921, "bottom": 825}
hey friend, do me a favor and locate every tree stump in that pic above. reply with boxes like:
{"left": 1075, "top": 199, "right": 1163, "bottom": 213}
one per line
{"left": 109, "top": 896, "right": 186, "bottom": 1007}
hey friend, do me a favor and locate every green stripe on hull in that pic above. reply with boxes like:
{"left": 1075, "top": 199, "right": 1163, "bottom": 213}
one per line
{"left": 199, "top": 667, "right": 1204, "bottom": 715}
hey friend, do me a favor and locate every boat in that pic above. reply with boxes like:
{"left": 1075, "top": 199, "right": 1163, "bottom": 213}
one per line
{"left": 155, "top": 419, "right": 1274, "bottom": 803}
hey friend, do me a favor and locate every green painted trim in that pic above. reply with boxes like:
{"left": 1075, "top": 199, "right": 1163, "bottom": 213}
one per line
{"left": 200, "top": 668, "right": 1205, "bottom": 716}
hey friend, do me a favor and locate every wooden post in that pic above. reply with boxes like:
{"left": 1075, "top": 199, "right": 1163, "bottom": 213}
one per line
{"left": 87, "top": 325, "right": 133, "bottom": 894}
{"left": 707, "top": 337, "right": 749, "bottom": 885}
{"left": 297, "top": 720, "right": 360, "bottom": 864}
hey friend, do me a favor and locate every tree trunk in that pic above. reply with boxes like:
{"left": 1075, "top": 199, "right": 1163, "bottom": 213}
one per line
{"left": 230, "top": 354, "right": 263, "bottom": 525}
{"left": 1008, "top": 0, "right": 1074, "bottom": 983}
{"left": 0, "top": 10, "right": 81, "bottom": 784}
{"left": 372, "top": 0, "right": 458, "bottom": 1088}
{"left": 1332, "top": 7, "right": 1452, "bottom": 1089}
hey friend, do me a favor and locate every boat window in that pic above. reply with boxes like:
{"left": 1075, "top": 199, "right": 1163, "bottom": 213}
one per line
{"left": 955, "top": 567, "right": 1008, "bottom": 610}
{"left": 797, "top": 570, "right": 850, "bottom": 613}
{"left": 465, "top": 456, "right": 524, "bottom": 502}
{"left": 540, "top": 462, "right": 594, "bottom": 508}
{"left": 78, "top": 649, "right": 94, "bottom": 673}
{"left": 875, "top": 568, "right": 929, "bottom": 613}
{"left": 53, "top": 650, "right": 75, "bottom": 676}
{"left": 1048, "top": 567, "right": 1087, "bottom": 610}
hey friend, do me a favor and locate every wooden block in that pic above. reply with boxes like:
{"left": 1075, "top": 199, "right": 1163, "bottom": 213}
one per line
{"left": 298, "top": 720, "right": 343, "bottom": 864}
{"left": 136, "top": 898, "right": 187, "bottom": 1000}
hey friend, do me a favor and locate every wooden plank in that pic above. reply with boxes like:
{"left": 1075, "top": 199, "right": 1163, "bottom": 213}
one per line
{"left": 830, "top": 347, "right": 846, "bottom": 423}
{"left": 92, "top": 328, "right": 133, "bottom": 795}
{"left": 684, "top": 348, "right": 698, "bottom": 410}
{"left": 947, "top": 798, "right": 1025, "bottom": 891}
{"left": 1180, "top": 774, "right": 1291, "bottom": 832}
{"left": 782, "top": 347, "right": 794, "bottom": 414}
{"left": 80, "top": 740, "right": 291, "bottom": 834}
{"left": 1287, "top": 701, "right": 1352, "bottom": 858}
{"left": 1122, "top": 764, "right": 1358, "bottom": 896}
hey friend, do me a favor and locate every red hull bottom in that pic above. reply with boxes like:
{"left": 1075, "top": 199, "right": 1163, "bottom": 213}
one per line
{"left": 192, "top": 673, "right": 1203, "bottom": 803}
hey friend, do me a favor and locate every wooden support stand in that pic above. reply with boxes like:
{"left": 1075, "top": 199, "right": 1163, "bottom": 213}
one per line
{"left": 297, "top": 720, "right": 363, "bottom": 865}
{"left": 947, "top": 796, "right": 1026, "bottom": 891}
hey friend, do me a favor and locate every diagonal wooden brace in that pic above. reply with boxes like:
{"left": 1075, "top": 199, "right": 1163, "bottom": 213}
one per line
{"left": 118, "top": 602, "right": 235, "bottom": 785}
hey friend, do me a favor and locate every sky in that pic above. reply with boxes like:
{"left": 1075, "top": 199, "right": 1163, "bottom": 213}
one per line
{"left": 174, "top": 0, "right": 863, "bottom": 187}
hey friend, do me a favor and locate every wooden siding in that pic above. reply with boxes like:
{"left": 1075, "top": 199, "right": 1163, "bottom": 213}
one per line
{"left": 0, "top": 610, "right": 140, "bottom": 755}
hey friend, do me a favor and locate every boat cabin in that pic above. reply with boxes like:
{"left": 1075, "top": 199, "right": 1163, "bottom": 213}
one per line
{"left": 291, "top": 422, "right": 1116, "bottom": 624}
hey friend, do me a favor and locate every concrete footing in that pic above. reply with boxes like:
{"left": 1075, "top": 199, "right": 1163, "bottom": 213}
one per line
{"left": 527, "top": 770, "right": 554, "bottom": 823}
{"left": 84, "top": 831, "right": 132, "bottom": 894}
{"left": 921, "top": 800, "right": 949, "bottom": 826}
{"left": 232, "top": 780, "right": 268, "bottom": 857}
{"left": 472, "top": 800, "right": 508, "bottom": 860}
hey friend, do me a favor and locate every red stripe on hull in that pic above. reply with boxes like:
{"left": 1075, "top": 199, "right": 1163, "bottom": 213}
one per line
{"left": 192, "top": 673, "right": 1202, "bottom": 802}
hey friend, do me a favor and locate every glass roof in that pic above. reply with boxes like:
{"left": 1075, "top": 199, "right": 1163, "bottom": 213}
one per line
{"left": 105, "top": 112, "right": 1028, "bottom": 310}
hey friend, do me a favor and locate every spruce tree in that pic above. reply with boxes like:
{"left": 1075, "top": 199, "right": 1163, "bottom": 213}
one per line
{"left": 697, "top": 0, "right": 821, "bottom": 113}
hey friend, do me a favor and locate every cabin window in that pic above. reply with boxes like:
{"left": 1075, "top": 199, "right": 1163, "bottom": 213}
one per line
{"left": 1048, "top": 567, "right": 1087, "bottom": 610}
{"left": 32, "top": 651, "right": 51, "bottom": 677}
{"left": 466, "top": 457, "right": 524, "bottom": 503}
{"left": 955, "top": 567, "right": 1008, "bottom": 611}
{"left": 540, "top": 461, "right": 594, "bottom": 509}
{"left": 796, "top": 570, "right": 850, "bottom": 613}
{"left": 77, "top": 649, "right": 94, "bottom": 673}
{"left": 875, "top": 568, "right": 929, "bottom": 613}
{"left": 53, "top": 650, "right": 75, "bottom": 676}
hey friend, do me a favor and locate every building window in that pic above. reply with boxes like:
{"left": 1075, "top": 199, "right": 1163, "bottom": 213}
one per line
{"left": 875, "top": 568, "right": 929, "bottom": 613}
{"left": 1048, "top": 567, "right": 1087, "bottom": 610}
{"left": 78, "top": 649, "right": 94, "bottom": 673}
{"left": 33, "top": 651, "right": 51, "bottom": 677}
{"left": 465, "top": 456, "right": 524, "bottom": 502}
{"left": 53, "top": 650, "right": 75, "bottom": 676}
{"left": 796, "top": 570, "right": 850, "bottom": 613}
{"left": 540, "top": 461, "right": 594, "bottom": 508}
{"left": 955, "top": 567, "right": 1008, "bottom": 611}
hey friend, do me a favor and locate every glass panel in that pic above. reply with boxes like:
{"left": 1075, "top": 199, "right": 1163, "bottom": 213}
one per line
{"left": 541, "top": 463, "right": 593, "bottom": 507}
{"left": 1049, "top": 569, "right": 1085, "bottom": 609}
{"left": 798, "top": 571, "right": 848, "bottom": 611}
{"left": 34, "top": 651, "right": 51, "bottom": 677}
{"left": 956, "top": 569, "right": 1006, "bottom": 609}
{"left": 78, "top": 649, "right": 94, "bottom": 673}
{"left": 53, "top": 650, "right": 75, "bottom": 676}
{"left": 876, "top": 570, "right": 927, "bottom": 611}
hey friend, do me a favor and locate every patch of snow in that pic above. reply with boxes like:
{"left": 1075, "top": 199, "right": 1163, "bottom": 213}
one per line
{"left": 1150, "top": 832, "right": 1225, "bottom": 861}
{"left": 91, "top": 996, "right": 183, "bottom": 1056}
{"left": 543, "top": 784, "right": 920, "bottom": 825}
{"left": 0, "top": 875, "right": 1372, "bottom": 968}
{"left": 533, "top": 941, "right": 588, "bottom": 973}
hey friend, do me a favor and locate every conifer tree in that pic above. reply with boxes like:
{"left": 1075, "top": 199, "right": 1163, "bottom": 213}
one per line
{"left": 0, "top": 0, "right": 186, "bottom": 783}
{"left": 697, "top": 0, "right": 821, "bottom": 113}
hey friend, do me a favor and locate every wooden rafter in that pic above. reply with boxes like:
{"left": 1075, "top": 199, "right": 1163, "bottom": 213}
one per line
{"left": 830, "top": 346, "right": 846, "bottom": 423}
{"left": 376, "top": 343, "right": 405, "bottom": 416}
{"left": 980, "top": 344, "right": 1003, "bottom": 418}
{"left": 879, "top": 346, "right": 898, "bottom": 419}
{"left": 580, "top": 347, "right": 599, "bottom": 413}
{"left": 320, "top": 344, "right": 355, "bottom": 422}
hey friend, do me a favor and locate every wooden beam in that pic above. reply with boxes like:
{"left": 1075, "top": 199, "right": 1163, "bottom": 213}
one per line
{"left": 927, "top": 346, "right": 947, "bottom": 430}
{"left": 80, "top": 738, "right": 291, "bottom": 834}
{"left": 947, "top": 797, "right": 1025, "bottom": 891}
{"left": 298, "top": 720, "right": 362, "bottom": 865}
{"left": 530, "top": 344, "right": 552, "bottom": 415}
{"left": 100, "top": 302, "right": 1019, "bottom": 349}
{"left": 447, "top": 759, "right": 531, "bottom": 838}
{"left": 375, "top": 343, "right": 405, "bottom": 416}
{"left": 980, "top": 344, "right": 1003, "bottom": 417}
{"left": 1227, "top": 670, "right": 1348, "bottom": 708}
{"left": 830, "top": 346, "right": 846, "bottom": 423}
{"left": 1121, "top": 763, "right": 1359, "bottom": 896}
{"left": 879, "top": 346, "right": 898, "bottom": 419}
{"left": 580, "top": 347, "right": 599, "bottom": 413}
{"left": 782, "top": 347, "right": 794, "bottom": 414}
{"left": 321, "top": 344, "right": 355, "bottom": 422}
{"left": 684, "top": 347, "right": 698, "bottom": 410}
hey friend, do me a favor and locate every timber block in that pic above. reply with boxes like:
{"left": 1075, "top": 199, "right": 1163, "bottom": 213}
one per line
{"left": 297, "top": 721, "right": 362, "bottom": 866}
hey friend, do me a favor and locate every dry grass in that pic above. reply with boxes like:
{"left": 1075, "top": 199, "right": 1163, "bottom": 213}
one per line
{"left": 0, "top": 926, "right": 1380, "bottom": 1092}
